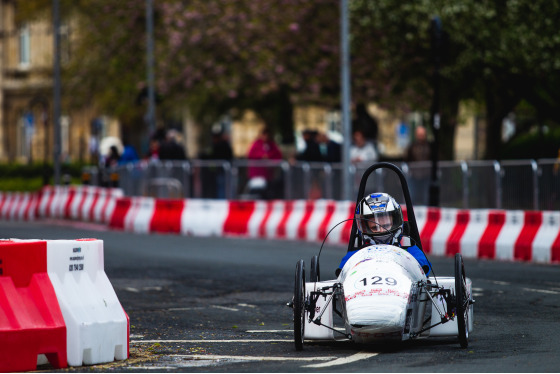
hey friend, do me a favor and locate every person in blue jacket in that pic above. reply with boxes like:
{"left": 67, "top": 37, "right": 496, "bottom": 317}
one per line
{"left": 337, "top": 192, "right": 431, "bottom": 276}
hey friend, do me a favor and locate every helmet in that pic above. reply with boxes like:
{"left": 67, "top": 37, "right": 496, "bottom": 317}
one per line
{"left": 355, "top": 192, "right": 403, "bottom": 245}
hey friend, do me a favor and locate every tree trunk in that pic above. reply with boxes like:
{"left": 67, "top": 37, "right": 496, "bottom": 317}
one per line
{"left": 439, "top": 86, "right": 460, "bottom": 160}
{"left": 255, "top": 86, "right": 295, "bottom": 145}
{"left": 483, "top": 76, "right": 521, "bottom": 160}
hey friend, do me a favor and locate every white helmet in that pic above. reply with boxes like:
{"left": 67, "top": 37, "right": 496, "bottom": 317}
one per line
{"left": 355, "top": 192, "right": 403, "bottom": 245}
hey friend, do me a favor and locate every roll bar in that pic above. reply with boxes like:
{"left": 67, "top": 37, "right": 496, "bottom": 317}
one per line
{"left": 347, "top": 162, "right": 423, "bottom": 252}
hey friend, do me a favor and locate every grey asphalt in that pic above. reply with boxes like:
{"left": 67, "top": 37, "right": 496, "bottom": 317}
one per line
{"left": 1, "top": 220, "right": 559, "bottom": 372}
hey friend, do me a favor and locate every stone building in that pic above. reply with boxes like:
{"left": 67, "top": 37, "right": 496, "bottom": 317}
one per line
{"left": 0, "top": 1, "right": 118, "bottom": 164}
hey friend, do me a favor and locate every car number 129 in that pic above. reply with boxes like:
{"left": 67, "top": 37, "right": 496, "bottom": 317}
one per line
{"left": 355, "top": 275, "right": 398, "bottom": 289}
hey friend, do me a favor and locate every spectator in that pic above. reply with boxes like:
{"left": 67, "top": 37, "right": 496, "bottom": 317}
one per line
{"left": 118, "top": 142, "right": 139, "bottom": 165}
{"left": 247, "top": 127, "right": 282, "bottom": 198}
{"left": 317, "top": 132, "right": 342, "bottom": 163}
{"left": 159, "top": 129, "right": 187, "bottom": 160}
{"left": 296, "top": 129, "right": 323, "bottom": 162}
{"left": 205, "top": 130, "right": 234, "bottom": 199}
{"left": 405, "top": 125, "right": 432, "bottom": 204}
{"left": 353, "top": 103, "right": 379, "bottom": 144}
{"left": 209, "top": 131, "right": 234, "bottom": 161}
{"left": 350, "top": 129, "right": 378, "bottom": 164}
{"left": 105, "top": 145, "right": 120, "bottom": 168}
{"left": 146, "top": 138, "right": 160, "bottom": 161}
{"left": 406, "top": 125, "right": 431, "bottom": 163}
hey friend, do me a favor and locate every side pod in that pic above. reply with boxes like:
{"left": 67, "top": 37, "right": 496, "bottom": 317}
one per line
{"left": 303, "top": 281, "right": 336, "bottom": 340}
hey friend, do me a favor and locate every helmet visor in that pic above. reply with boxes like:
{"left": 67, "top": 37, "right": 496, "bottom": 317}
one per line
{"left": 356, "top": 209, "right": 402, "bottom": 236}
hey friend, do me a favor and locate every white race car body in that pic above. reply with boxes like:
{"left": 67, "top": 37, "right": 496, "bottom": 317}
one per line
{"left": 303, "top": 245, "right": 473, "bottom": 344}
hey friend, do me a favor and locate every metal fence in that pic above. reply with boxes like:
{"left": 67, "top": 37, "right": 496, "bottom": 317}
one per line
{"left": 84, "top": 158, "right": 560, "bottom": 210}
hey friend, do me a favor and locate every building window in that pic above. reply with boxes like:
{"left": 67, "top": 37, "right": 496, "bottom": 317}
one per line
{"left": 19, "top": 24, "right": 31, "bottom": 67}
{"left": 17, "top": 112, "right": 34, "bottom": 160}
{"left": 60, "top": 23, "right": 71, "bottom": 63}
{"left": 61, "top": 115, "right": 70, "bottom": 158}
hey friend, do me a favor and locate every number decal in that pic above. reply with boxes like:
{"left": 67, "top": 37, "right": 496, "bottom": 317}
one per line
{"left": 386, "top": 277, "right": 397, "bottom": 286}
{"left": 355, "top": 275, "right": 398, "bottom": 288}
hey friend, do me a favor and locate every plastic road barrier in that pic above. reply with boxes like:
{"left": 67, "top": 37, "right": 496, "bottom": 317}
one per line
{"left": 0, "top": 240, "right": 67, "bottom": 372}
{"left": 0, "top": 238, "right": 129, "bottom": 370}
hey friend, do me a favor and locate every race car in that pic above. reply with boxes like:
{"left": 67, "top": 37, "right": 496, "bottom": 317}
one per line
{"left": 290, "top": 162, "right": 474, "bottom": 350}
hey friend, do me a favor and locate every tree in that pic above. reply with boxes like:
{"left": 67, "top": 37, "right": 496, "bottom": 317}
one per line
{"left": 350, "top": 0, "right": 560, "bottom": 159}
{"left": 157, "top": 0, "right": 341, "bottom": 143}
{"left": 20, "top": 0, "right": 560, "bottom": 159}
{"left": 19, "top": 0, "right": 344, "bottom": 146}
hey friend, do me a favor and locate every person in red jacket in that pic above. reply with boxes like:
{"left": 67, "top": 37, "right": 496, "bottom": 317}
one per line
{"left": 246, "top": 127, "right": 283, "bottom": 198}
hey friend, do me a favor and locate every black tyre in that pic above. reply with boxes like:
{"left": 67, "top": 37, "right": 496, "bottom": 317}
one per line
{"left": 293, "top": 259, "right": 306, "bottom": 351}
{"left": 455, "top": 253, "right": 469, "bottom": 348}
{"left": 310, "top": 255, "right": 320, "bottom": 282}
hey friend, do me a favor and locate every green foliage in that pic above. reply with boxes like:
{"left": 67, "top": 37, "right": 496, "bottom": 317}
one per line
{"left": 16, "top": 0, "right": 560, "bottom": 157}
{"left": 0, "top": 163, "right": 86, "bottom": 191}
{"left": 0, "top": 177, "right": 45, "bottom": 192}
{"left": 500, "top": 126, "right": 560, "bottom": 160}
{"left": 0, "top": 163, "right": 84, "bottom": 177}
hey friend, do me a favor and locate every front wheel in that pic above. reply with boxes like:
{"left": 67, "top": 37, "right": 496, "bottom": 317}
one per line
{"left": 455, "top": 253, "right": 469, "bottom": 348}
{"left": 293, "top": 259, "right": 306, "bottom": 351}
{"left": 310, "top": 255, "right": 320, "bottom": 282}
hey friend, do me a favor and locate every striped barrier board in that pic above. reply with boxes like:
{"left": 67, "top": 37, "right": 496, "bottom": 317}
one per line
{"left": 103, "top": 198, "right": 560, "bottom": 264}
{"left": 0, "top": 188, "right": 558, "bottom": 264}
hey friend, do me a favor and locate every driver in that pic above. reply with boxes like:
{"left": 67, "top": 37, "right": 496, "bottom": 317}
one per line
{"left": 336, "top": 192, "right": 431, "bottom": 276}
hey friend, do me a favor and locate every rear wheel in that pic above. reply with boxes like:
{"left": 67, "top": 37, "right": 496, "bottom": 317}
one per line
{"left": 455, "top": 254, "right": 469, "bottom": 348}
{"left": 293, "top": 259, "right": 306, "bottom": 351}
{"left": 310, "top": 255, "right": 320, "bottom": 282}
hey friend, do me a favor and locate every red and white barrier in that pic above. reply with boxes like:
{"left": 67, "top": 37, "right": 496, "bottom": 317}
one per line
{"left": 458, "top": 209, "right": 490, "bottom": 259}
{"left": 46, "top": 239, "right": 128, "bottom": 366}
{"left": 104, "top": 198, "right": 560, "bottom": 264}
{"left": 0, "top": 240, "right": 67, "bottom": 372}
{"left": 533, "top": 211, "right": 560, "bottom": 263}
{"left": 124, "top": 197, "right": 155, "bottom": 234}
{"left": 1, "top": 186, "right": 123, "bottom": 224}
{"left": 1, "top": 188, "right": 559, "bottom": 264}
{"left": 181, "top": 199, "right": 229, "bottom": 236}
{"left": 0, "top": 239, "right": 128, "bottom": 371}
{"left": 0, "top": 191, "right": 39, "bottom": 221}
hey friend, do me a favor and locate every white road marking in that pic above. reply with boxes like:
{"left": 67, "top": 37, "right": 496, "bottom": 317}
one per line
{"left": 303, "top": 352, "right": 378, "bottom": 368}
{"left": 491, "top": 281, "right": 511, "bottom": 286}
{"left": 143, "top": 286, "right": 162, "bottom": 291}
{"left": 246, "top": 330, "right": 292, "bottom": 333}
{"left": 211, "top": 305, "right": 239, "bottom": 312}
{"left": 132, "top": 339, "right": 292, "bottom": 344}
{"left": 125, "top": 286, "right": 162, "bottom": 292}
{"left": 167, "top": 307, "right": 204, "bottom": 311}
{"left": 238, "top": 303, "right": 257, "bottom": 308}
{"left": 130, "top": 366, "right": 177, "bottom": 370}
{"left": 246, "top": 327, "right": 346, "bottom": 333}
{"left": 522, "top": 287, "right": 560, "bottom": 295}
{"left": 169, "top": 354, "right": 332, "bottom": 362}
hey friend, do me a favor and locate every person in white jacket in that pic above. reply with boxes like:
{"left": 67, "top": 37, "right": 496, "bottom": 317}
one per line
{"left": 350, "top": 129, "right": 378, "bottom": 163}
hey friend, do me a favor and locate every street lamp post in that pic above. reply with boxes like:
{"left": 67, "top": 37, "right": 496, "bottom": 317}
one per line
{"left": 428, "top": 16, "right": 442, "bottom": 207}
{"left": 52, "top": 0, "right": 61, "bottom": 185}
{"left": 146, "top": 0, "right": 156, "bottom": 134}
{"left": 340, "top": 0, "right": 352, "bottom": 202}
